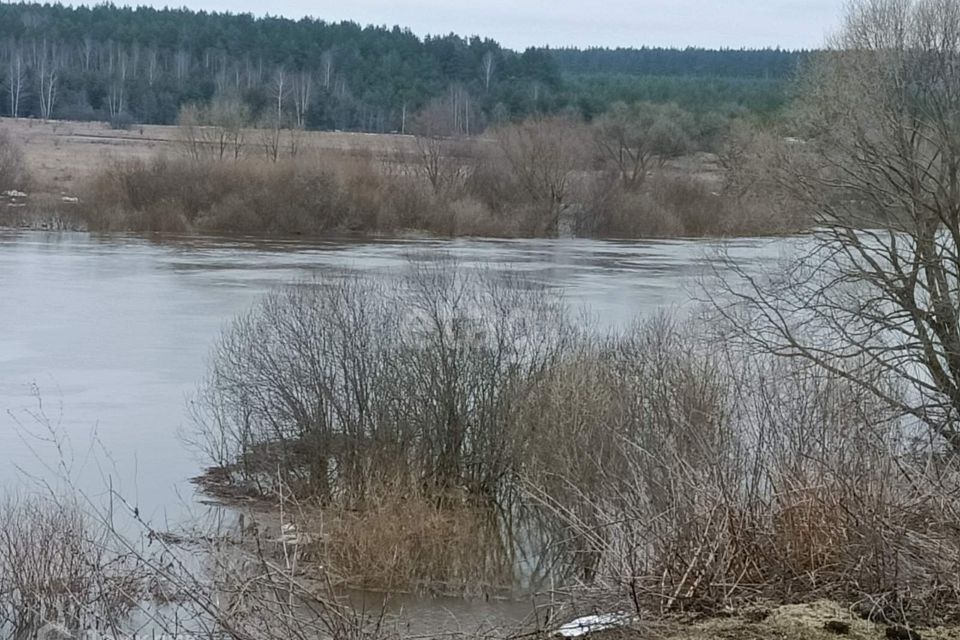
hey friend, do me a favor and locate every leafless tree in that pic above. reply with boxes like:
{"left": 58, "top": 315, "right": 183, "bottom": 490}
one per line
{"left": 107, "top": 47, "right": 127, "bottom": 120}
{"left": 448, "top": 85, "right": 473, "bottom": 136}
{"left": 292, "top": 71, "right": 312, "bottom": 128}
{"left": 496, "top": 116, "right": 590, "bottom": 235}
{"left": 37, "top": 39, "right": 58, "bottom": 119}
{"left": 408, "top": 98, "right": 469, "bottom": 195}
{"left": 258, "top": 114, "right": 283, "bottom": 163}
{"left": 192, "top": 260, "right": 572, "bottom": 508}
{"left": 709, "top": 0, "right": 960, "bottom": 453}
{"left": 320, "top": 49, "right": 335, "bottom": 90}
{"left": 176, "top": 96, "right": 250, "bottom": 160}
{"left": 145, "top": 45, "right": 158, "bottom": 86}
{"left": 593, "top": 101, "right": 693, "bottom": 190}
{"left": 481, "top": 50, "right": 495, "bottom": 92}
{"left": 80, "top": 35, "right": 94, "bottom": 71}
{"left": 176, "top": 103, "right": 205, "bottom": 160}
{"left": 175, "top": 47, "right": 190, "bottom": 84}
{"left": 7, "top": 42, "right": 25, "bottom": 118}
{"left": 272, "top": 66, "right": 287, "bottom": 124}
{"left": 209, "top": 95, "right": 250, "bottom": 159}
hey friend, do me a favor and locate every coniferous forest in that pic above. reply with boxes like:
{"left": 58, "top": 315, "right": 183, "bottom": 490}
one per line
{"left": 0, "top": 2, "right": 807, "bottom": 131}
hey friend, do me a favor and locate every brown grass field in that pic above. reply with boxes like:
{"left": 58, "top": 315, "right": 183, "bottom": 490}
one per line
{"left": 0, "top": 116, "right": 418, "bottom": 197}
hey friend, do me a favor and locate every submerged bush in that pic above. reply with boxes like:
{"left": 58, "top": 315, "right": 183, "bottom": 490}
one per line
{"left": 194, "top": 261, "right": 960, "bottom": 618}
{"left": 193, "top": 260, "right": 572, "bottom": 508}
{"left": 0, "top": 496, "right": 140, "bottom": 635}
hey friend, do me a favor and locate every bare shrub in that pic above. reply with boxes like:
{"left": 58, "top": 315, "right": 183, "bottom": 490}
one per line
{"left": 407, "top": 104, "right": 476, "bottom": 197}
{"left": 0, "top": 130, "right": 29, "bottom": 192}
{"left": 521, "top": 315, "right": 960, "bottom": 623}
{"left": 81, "top": 157, "right": 344, "bottom": 235}
{"left": 193, "top": 261, "right": 572, "bottom": 510}
{"left": 593, "top": 101, "right": 695, "bottom": 190}
{"left": 193, "top": 277, "right": 960, "bottom": 619}
{"left": 495, "top": 117, "right": 591, "bottom": 236}
{"left": 462, "top": 147, "right": 526, "bottom": 214}
{"left": 200, "top": 163, "right": 343, "bottom": 235}
{"left": 581, "top": 176, "right": 724, "bottom": 238}
{"left": 177, "top": 97, "right": 251, "bottom": 161}
{"left": 0, "top": 495, "right": 140, "bottom": 636}
{"left": 449, "top": 196, "right": 515, "bottom": 237}
{"left": 80, "top": 154, "right": 494, "bottom": 237}
{"left": 581, "top": 171, "right": 799, "bottom": 238}
{"left": 649, "top": 174, "right": 727, "bottom": 236}
{"left": 74, "top": 113, "right": 798, "bottom": 240}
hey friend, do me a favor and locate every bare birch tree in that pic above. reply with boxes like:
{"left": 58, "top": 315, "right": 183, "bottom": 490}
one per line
{"left": 481, "top": 50, "right": 495, "bottom": 91}
{"left": 107, "top": 47, "right": 127, "bottom": 120}
{"left": 145, "top": 45, "right": 158, "bottom": 86}
{"left": 7, "top": 43, "right": 25, "bottom": 118}
{"left": 292, "top": 71, "right": 312, "bottom": 128}
{"left": 320, "top": 49, "right": 334, "bottom": 90}
{"left": 272, "top": 66, "right": 286, "bottom": 123}
{"left": 37, "top": 39, "right": 58, "bottom": 119}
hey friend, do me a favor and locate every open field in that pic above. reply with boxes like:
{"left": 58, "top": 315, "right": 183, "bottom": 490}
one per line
{"left": 0, "top": 116, "right": 723, "bottom": 200}
{"left": 0, "top": 117, "right": 421, "bottom": 197}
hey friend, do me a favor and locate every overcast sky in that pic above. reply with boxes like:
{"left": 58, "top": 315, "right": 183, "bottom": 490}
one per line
{"left": 124, "top": 0, "right": 843, "bottom": 50}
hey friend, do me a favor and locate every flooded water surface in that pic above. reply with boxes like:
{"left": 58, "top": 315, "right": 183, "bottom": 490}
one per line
{"left": 0, "top": 230, "right": 787, "bottom": 630}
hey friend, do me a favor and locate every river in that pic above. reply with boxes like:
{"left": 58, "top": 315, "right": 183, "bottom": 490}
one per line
{"left": 0, "top": 230, "right": 787, "bottom": 633}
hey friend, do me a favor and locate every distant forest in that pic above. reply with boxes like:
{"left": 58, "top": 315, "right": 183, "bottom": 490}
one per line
{"left": 0, "top": 2, "right": 809, "bottom": 132}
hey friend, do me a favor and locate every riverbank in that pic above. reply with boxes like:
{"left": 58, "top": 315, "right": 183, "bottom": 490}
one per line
{"left": 1, "top": 116, "right": 803, "bottom": 239}
{"left": 592, "top": 601, "right": 957, "bottom": 640}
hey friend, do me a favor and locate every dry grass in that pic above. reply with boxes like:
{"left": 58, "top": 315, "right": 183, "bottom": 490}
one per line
{"left": 0, "top": 116, "right": 416, "bottom": 196}
{"left": 0, "top": 129, "right": 29, "bottom": 192}
{"left": 535, "top": 600, "right": 960, "bottom": 640}
{"left": 4, "top": 115, "right": 805, "bottom": 238}
{"left": 77, "top": 151, "right": 578, "bottom": 237}
{"left": 645, "top": 600, "right": 960, "bottom": 640}
{"left": 307, "top": 483, "right": 514, "bottom": 594}
{"left": 520, "top": 317, "right": 960, "bottom": 625}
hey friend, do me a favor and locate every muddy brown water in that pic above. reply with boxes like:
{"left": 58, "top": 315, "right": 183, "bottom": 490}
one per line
{"left": 0, "top": 230, "right": 789, "bottom": 632}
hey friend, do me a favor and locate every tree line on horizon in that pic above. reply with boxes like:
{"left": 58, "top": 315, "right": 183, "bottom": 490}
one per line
{"left": 0, "top": 2, "right": 806, "bottom": 132}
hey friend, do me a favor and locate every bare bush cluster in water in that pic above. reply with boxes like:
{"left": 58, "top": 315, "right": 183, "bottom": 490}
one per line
{"left": 0, "top": 490, "right": 392, "bottom": 640}
{"left": 6, "top": 263, "right": 960, "bottom": 635}
{"left": 186, "top": 258, "right": 960, "bottom": 623}
{"left": 193, "top": 262, "right": 572, "bottom": 509}
{"left": 0, "top": 496, "right": 140, "bottom": 637}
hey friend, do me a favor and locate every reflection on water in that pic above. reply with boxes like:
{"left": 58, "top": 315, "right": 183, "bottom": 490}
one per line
{"left": 349, "top": 589, "right": 538, "bottom": 637}
{"left": 0, "top": 230, "right": 787, "bottom": 510}
{"left": 0, "top": 230, "right": 790, "bottom": 633}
